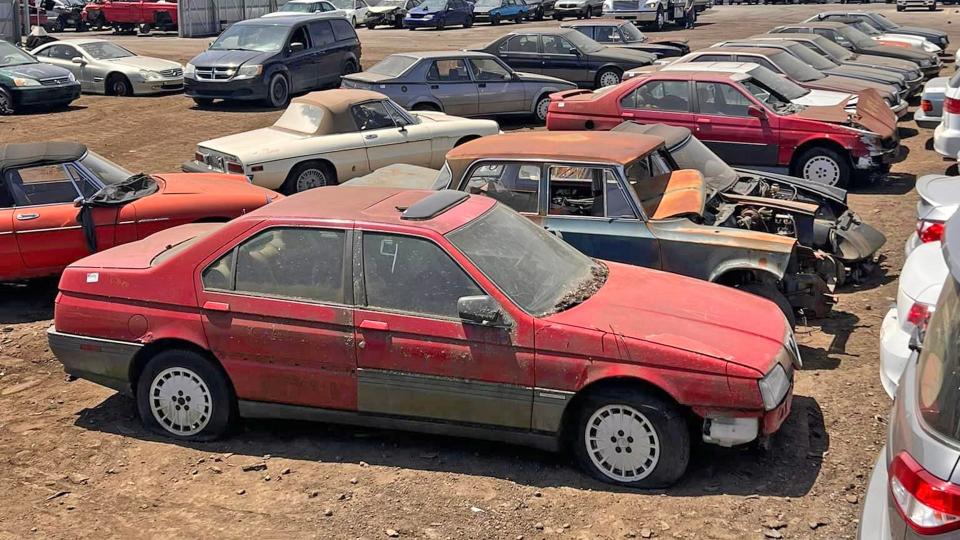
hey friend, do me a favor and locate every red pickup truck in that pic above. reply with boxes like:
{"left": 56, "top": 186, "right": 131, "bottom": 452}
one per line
{"left": 82, "top": 0, "right": 177, "bottom": 34}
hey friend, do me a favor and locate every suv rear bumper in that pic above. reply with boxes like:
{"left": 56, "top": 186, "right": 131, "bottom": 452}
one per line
{"left": 48, "top": 328, "right": 140, "bottom": 395}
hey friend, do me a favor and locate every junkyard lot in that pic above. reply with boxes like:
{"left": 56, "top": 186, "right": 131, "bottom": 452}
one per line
{"left": 0, "top": 5, "right": 957, "bottom": 539}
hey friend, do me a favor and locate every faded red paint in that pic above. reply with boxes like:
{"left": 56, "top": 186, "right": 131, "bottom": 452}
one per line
{"left": 54, "top": 187, "right": 793, "bottom": 436}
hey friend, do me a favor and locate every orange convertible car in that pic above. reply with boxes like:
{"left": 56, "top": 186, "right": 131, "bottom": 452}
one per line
{"left": 0, "top": 142, "right": 281, "bottom": 282}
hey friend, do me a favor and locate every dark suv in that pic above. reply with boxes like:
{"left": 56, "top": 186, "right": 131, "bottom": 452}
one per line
{"left": 184, "top": 15, "right": 361, "bottom": 108}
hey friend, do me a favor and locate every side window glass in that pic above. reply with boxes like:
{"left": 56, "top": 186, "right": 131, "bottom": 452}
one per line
{"left": 4, "top": 164, "right": 80, "bottom": 206}
{"left": 621, "top": 80, "right": 689, "bottom": 112}
{"left": 547, "top": 165, "right": 608, "bottom": 217}
{"left": 696, "top": 82, "right": 750, "bottom": 117}
{"left": 49, "top": 44, "right": 78, "bottom": 60}
{"left": 309, "top": 21, "right": 335, "bottom": 47}
{"left": 426, "top": 59, "right": 471, "bottom": 82}
{"left": 468, "top": 58, "right": 511, "bottom": 81}
{"left": 289, "top": 26, "right": 310, "bottom": 49}
{"left": 212, "top": 228, "right": 347, "bottom": 303}
{"left": 740, "top": 56, "right": 778, "bottom": 73}
{"left": 690, "top": 53, "right": 731, "bottom": 62}
{"left": 331, "top": 19, "right": 356, "bottom": 40}
{"left": 463, "top": 162, "right": 541, "bottom": 214}
{"left": 593, "top": 26, "right": 619, "bottom": 43}
{"left": 604, "top": 169, "right": 635, "bottom": 219}
{"left": 503, "top": 34, "right": 539, "bottom": 53}
{"left": 362, "top": 233, "right": 482, "bottom": 318}
{"left": 382, "top": 100, "right": 412, "bottom": 126}
{"left": 67, "top": 165, "right": 100, "bottom": 199}
{"left": 542, "top": 35, "right": 574, "bottom": 55}
{"left": 352, "top": 101, "right": 397, "bottom": 130}
{"left": 573, "top": 27, "right": 594, "bottom": 40}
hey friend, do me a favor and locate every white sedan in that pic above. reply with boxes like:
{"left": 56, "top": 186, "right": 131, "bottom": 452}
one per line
{"left": 327, "top": 0, "right": 371, "bottom": 27}
{"left": 934, "top": 83, "right": 960, "bottom": 160}
{"left": 263, "top": 0, "right": 349, "bottom": 18}
{"left": 182, "top": 89, "right": 500, "bottom": 194}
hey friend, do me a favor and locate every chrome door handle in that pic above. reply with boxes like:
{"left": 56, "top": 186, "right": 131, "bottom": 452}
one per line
{"left": 358, "top": 340, "right": 366, "bottom": 349}
{"left": 365, "top": 134, "right": 378, "bottom": 140}
{"left": 15, "top": 213, "right": 39, "bottom": 221}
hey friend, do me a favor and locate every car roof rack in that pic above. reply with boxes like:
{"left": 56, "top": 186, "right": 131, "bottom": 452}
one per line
{"left": 400, "top": 190, "right": 469, "bottom": 221}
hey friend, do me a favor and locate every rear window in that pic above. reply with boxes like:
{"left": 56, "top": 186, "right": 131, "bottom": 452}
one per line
{"left": 368, "top": 55, "right": 418, "bottom": 77}
{"left": 918, "top": 277, "right": 960, "bottom": 442}
{"left": 330, "top": 18, "right": 357, "bottom": 41}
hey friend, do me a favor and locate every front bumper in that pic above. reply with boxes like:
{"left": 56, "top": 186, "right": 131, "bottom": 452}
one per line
{"left": 854, "top": 143, "right": 899, "bottom": 171}
{"left": 605, "top": 8, "right": 657, "bottom": 21}
{"left": 856, "top": 449, "right": 893, "bottom": 540}
{"left": 184, "top": 76, "right": 267, "bottom": 101}
{"left": 404, "top": 16, "right": 441, "bottom": 27}
{"left": 700, "top": 385, "right": 793, "bottom": 447}
{"left": 554, "top": 4, "right": 590, "bottom": 14}
{"left": 891, "top": 99, "right": 909, "bottom": 118}
{"left": 933, "top": 122, "right": 960, "bottom": 159}
{"left": 47, "top": 328, "right": 140, "bottom": 395}
{"left": 131, "top": 76, "right": 184, "bottom": 95}
{"left": 10, "top": 83, "right": 81, "bottom": 107}
{"left": 879, "top": 307, "right": 911, "bottom": 399}
{"left": 915, "top": 107, "right": 942, "bottom": 129}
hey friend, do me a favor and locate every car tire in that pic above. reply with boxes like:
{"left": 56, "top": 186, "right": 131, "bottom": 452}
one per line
{"left": 737, "top": 282, "right": 797, "bottom": 329}
{"left": 584, "top": 5, "right": 592, "bottom": 17}
{"left": 106, "top": 73, "right": 133, "bottom": 97}
{"left": 572, "top": 386, "right": 690, "bottom": 488}
{"left": 514, "top": 12, "right": 523, "bottom": 22}
{"left": 595, "top": 67, "right": 622, "bottom": 88}
{"left": 135, "top": 349, "right": 235, "bottom": 442}
{"left": 793, "top": 146, "right": 850, "bottom": 188}
{"left": 535, "top": 6, "right": 544, "bottom": 19}
{"left": 534, "top": 94, "right": 551, "bottom": 122}
{"left": 192, "top": 97, "right": 214, "bottom": 107}
{"left": 366, "top": 20, "right": 377, "bottom": 29}
{"left": 554, "top": 12, "right": 563, "bottom": 19}
{"left": 412, "top": 102, "right": 442, "bottom": 112}
{"left": 341, "top": 60, "right": 359, "bottom": 80}
{"left": 281, "top": 160, "right": 337, "bottom": 194}
{"left": 139, "top": 23, "right": 151, "bottom": 34}
{"left": 464, "top": 16, "right": 473, "bottom": 27}
{"left": 0, "top": 87, "right": 13, "bottom": 115}
{"left": 266, "top": 73, "right": 290, "bottom": 109}
{"left": 491, "top": 13, "right": 501, "bottom": 24}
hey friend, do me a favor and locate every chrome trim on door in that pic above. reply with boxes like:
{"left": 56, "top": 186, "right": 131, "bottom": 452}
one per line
{"left": 18, "top": 225, "right": 82, "bottom": 234}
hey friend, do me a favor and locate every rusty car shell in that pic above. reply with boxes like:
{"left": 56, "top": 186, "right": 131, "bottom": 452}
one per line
{"left": 444, "top": 131, "right": 834, "bottom": 317}
{"left": 611, "top": 121, "right": 887, "bottom": 282}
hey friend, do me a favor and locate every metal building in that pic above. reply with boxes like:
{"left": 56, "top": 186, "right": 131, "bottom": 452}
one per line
{"left": 0, "top": 0, "right": 22, "bottom": 44}
{"left": 178, "top": 0, "right": 277, "bottom": 37}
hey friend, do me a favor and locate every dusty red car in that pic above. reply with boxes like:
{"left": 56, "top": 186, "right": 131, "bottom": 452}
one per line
{"left": 546, "top": 63, "right": 899, "bottom": 188}
{"left": 0, "top": 142, "right": 280, "bottom": 282}
{"left": 82, "top": 0, "right": 177, "bottom": 34}
{"left": 49, "top": 187, "right": 799, "bottom": 487}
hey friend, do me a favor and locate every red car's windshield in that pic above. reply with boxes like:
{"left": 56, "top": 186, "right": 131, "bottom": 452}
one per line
{"left": 447, "top": 203, "right": 605, "bottom": 316}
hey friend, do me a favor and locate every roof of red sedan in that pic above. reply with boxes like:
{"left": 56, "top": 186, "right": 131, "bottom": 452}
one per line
{"left": 244, "top": 187, "right": 497, "bottom": 234}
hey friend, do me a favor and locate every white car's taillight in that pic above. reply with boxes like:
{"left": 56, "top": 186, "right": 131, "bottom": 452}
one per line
{"left": 904, "top": 302, "right": 934, "bottom": 334}
{"left": 890, "top": 451, "right": 960, "bottom": 535}
{"left": 918, "top": 219, "right": 945, "bottom": 244}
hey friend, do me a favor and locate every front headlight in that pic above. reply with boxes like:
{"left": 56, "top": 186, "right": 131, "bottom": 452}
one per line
{"left": 758, "top": 364, "right": 790, "bottom": 411}
{"left": 184, "top": 62, "right": 196, "bottom": 77}
{"left": 12, "top": 77, "right": 40, "bottom": 87}
{"left": 234, "top": 64, "right": 263, "bottom": 80}
{"left": 644, "top": 0, "right": 658, "bottom": 6}
{"left": 67, "top": 72, "right": 76, "bottom": 82}
{"left": 139, "top": 69, "right": 161, "bottom": 81}
{"left": 920, "top": 58, "right": 931, "bottom": 67}
{"left": 603, "top": 0, "right": 612, "bottom": 7}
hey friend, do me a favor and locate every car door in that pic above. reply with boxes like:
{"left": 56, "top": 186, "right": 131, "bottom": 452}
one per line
{"left": 352, "top": 100, "right": 433, "bottom": 170}
{"left": 5, "top": 162, "right": 118, "bottom": 273}
{"left": 693, "top": 81, "right": 780, "bottom": 167}
{"left": 496, "top": 34, "right": 543, "bottom": 74}
{"left": 196, "top": 225, "right": 358, "bottom": 411}
{"left": 541, "top": 163, "right": 661, "bottom": 269}
{"left": 468, "top": 57, "right": 526, "bottom": 114}
{"left": 424, "top": 58, "right": 479, "bottom": 116}
{"left": 36, "top": 43, "right": 92, "bottom": 90}
{"left": 0, "top": 194, "right": 22, "bottom": 280}
{"left": 457, "top": 160, "right": 543, "bottom": 221}
{"left": 618, "top": 79, "right": 697, "bottom": 132}
{"left": 354, "top": 0, "right": 369, "bottom": 22}
{"left": 353, "top": 230, "right": 535, "bottom": 429}
{"left": 285, "top": 24, "right": 316, "bottom": 92}
{"left": 540, "top": 34, "right": 588, "bottom": 85}
{"left": 308, "top": 19, "right": 339, "bottom": 87}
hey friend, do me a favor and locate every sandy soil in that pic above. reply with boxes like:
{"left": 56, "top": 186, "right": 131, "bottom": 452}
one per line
{"left": 0, "top": 4, "right": 958, "bottom": 539}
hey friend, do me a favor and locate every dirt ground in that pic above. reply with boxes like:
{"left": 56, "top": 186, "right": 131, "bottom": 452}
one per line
{"left": 1, "top": 4, "right": 959, "bottom": 539}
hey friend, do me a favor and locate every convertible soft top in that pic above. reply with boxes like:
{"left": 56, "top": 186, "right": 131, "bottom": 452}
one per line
{"left": 0, "top": 142, "right": 86, "bottom": 173}
{"left": 290, "top": 89, "right": 393, "bottom": 135}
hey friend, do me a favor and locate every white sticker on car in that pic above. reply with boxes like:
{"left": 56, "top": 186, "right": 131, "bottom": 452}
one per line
{"left": 86, "top": 272, "right": 99, "bottom": 283}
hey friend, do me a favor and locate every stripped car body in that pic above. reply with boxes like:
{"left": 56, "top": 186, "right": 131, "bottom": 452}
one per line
{"left": 612, "top": 122, "right": 886, "bottom": 283}
{"left": 49, "top": 187, "right": 798, "bottom": 488}
{"left": 439, "top": 131, "right": 835, "bottom": 319}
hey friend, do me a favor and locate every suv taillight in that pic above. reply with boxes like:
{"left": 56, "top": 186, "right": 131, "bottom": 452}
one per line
{"left": 921, "top": 99, "right": 933, "bottom": 113}
{"left": 918, "top": 220, "right": 946, "bottom": 244}
{"left": 945, "top": 97, "right": 960, "bottom": 115}
{"left": 890, "top": 451, "right": 960, "bottom": 535}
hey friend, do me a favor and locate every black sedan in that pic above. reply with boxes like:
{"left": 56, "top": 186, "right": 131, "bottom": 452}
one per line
{"left": 0, "top": 41, "right": 80, "bottom": 114}
{"left": 561, "top": 20, "right": 690, "bottom": 59}
{"left": 472, "top": 28, "right": 656, "bottom": 88}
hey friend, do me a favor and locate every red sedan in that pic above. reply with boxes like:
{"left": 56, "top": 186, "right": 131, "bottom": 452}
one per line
{"left": 546, "top": 64, "right": 899, "bottom": 188}
{"left": 49, "top": 187, "right": 799, "bottom": 487}
{"left": 0, "top": 142, "right": 280, "bottom": 282}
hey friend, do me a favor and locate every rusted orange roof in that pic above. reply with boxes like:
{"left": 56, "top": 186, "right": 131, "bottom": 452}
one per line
{"left": 446, "top": 131, "right": 663, "bottom": 167}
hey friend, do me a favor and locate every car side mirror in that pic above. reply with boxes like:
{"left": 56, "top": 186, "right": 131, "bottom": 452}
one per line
{"left": 569, "top": 47, "right": 580, "bottom": 55}
{"left": 71, "top": 56, "right": 85, "bottom": 64}
{"left": 458, "top": 295, "right": 508, "bottom": 327}
{"left": 73, "top": 195, "right": 85, "bottom": 207}
{"left": 747, "top": 105, "right": 767, "bottom": 120}
{"left": 290, "top": 42, "right": 305, "bottom": 53}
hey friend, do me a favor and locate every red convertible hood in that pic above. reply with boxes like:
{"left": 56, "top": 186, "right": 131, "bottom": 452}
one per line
{"left": 153, "top": 172, "right": 252, "bottom": 194}
{"left": 544, "top": 262, "right": 788, "bottom": 372}
{"left": 795, "top": 88, "right": 895, "bottom": 137}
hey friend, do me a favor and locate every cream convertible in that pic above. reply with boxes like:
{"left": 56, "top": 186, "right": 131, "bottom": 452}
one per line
{"left": 182, "top": 89, "right": 500, "bottom": 194}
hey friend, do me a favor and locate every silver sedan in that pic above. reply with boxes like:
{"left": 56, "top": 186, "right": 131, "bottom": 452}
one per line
{"left": 31, "top": 39, "right": 183, "bottom": 96}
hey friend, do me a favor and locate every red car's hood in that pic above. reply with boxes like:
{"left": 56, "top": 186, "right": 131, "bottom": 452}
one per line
{"left": 543, "top": 262, "right": 788, "bottom": 373}
{"left": 794, "top": 88, "right": 896, "bottom": 138}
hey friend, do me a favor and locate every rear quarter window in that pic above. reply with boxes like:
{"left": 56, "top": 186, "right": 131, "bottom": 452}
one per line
{"left": 331, "top": 18, "right": 358, "bottom": 41}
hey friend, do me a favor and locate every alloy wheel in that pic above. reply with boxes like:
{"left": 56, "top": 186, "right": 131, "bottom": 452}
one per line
{"left": 802, "top": 155, "right": 841, "bottom": 185}
{"left": 149, "top": 367, "right": 213, "bottom": 436}
{"left": 599, "top": 71, "right": 621, "bottom": 87}
{"left": 535, "top": 97, "right": 550, "bottom": 120}
{"left": 296, "top": 168, "right": 328, "bottom": 192}
{"left": 585, "top": 404, "right": 660, "bottom": 482}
